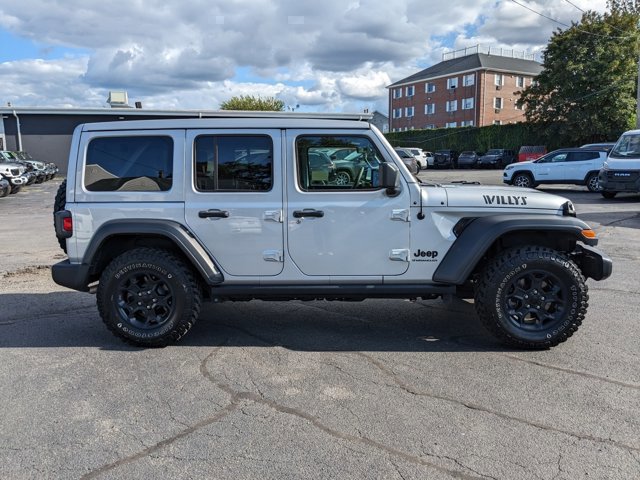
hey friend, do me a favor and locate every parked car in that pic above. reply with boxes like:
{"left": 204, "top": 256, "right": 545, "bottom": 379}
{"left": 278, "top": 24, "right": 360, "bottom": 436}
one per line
{"left": 330, "top": 149, "right": 380, "bottom": 186}
{"left": 14, "top": 151, "right": 49, "bottom": 183}
{"left": 393, "top": 148, "right": 418, "bottom": 174}
{"left": 399, "top": 147, "right": 428, "bottom": 170}
{"left": 0, "top": 152, "right": 28, "bottom": 194}
{"left": 423, "top": 151, "right": 435, "bottom": 168}
{"left": 1, "top": 150, "right": 37, "bottom": 185}
{"left": 457, "top": 151, "right": 479, "bottom": 169}
{"left": 518, "top": 145, "right": 547, "bottom": 162}
{"left": 433, "top": 149, "right": 459, "bottom": 169}
{"left": 478, "top": 149, "right": 516, "bottom": 168}
{"left": 504, "top": 148, "right": 607, "bottom": 192}
{"left": 0, "top": 177, "right": 10, "bottom": 197}
{"left": 597, "top": 129, "right": 640, "bottom": 198}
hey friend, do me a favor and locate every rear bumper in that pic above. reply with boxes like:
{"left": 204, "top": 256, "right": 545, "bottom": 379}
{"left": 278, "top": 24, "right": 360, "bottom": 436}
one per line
{"left": 51, "top": 260, "right": 91, "bottom": 292}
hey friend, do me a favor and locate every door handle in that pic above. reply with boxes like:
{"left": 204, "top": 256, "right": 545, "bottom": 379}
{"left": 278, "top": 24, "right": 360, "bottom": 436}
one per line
{"left": 292, "top": 209, "right": 324, "bottom": 218}
{"left": 198, "top": 209, "right": 229, "bottom": 218}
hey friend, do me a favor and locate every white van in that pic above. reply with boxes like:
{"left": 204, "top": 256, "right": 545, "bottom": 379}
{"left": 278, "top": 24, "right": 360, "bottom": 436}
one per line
{"left": 598, "top": 129, "right": 640, "bottom": 198}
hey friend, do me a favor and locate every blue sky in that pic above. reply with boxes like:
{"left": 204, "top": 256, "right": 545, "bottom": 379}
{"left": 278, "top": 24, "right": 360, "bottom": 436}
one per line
{"left": 0, "top": 0, "right": 607, "bottom": 112}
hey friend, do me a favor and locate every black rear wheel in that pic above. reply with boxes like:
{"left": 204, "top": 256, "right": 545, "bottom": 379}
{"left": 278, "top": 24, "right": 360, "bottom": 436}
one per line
{"left": 475, "top": 246, "right": 588, "bottom": 349}
{"left": 97, "top": 248, "right": 201, "bottom": 347}
{"left": 586, "top": 172, "right": 601, "bottom": 192}
{"left": 601, "top": 191, "right": 617, "bottom": 199}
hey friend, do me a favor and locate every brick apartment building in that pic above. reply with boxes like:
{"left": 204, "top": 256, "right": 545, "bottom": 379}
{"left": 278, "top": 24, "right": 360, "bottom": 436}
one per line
{"left": 387, "top": 47, "right": 543, "bottom": 132}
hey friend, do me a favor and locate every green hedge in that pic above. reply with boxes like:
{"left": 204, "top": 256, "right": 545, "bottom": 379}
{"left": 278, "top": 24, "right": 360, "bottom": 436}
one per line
{"left": 385, "top": 122, "right": 566, "bottom": 153}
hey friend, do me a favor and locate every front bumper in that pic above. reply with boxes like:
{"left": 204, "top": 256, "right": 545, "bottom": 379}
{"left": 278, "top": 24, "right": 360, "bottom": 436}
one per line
{"left": 575, "top": 244, "right": 613, "bottom": 281}
{"left": 51, "top": 260, "right": 91, "bottom": 292}
{"left": 598, "top": 169, "right": 640, "bottom": 193}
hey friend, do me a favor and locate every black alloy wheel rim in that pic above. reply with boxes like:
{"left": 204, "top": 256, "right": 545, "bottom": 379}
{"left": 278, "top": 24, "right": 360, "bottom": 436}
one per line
{"left": 116, "top": 271, "right": 175, "bottom": 329}
{"left": 502, "top": 269, "right": 568, "bottom": 331}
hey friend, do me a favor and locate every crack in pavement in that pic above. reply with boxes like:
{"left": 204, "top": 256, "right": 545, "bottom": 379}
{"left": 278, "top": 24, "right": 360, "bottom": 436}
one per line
{"left": 358, "top": 352, "right": 640, "bottom": 454}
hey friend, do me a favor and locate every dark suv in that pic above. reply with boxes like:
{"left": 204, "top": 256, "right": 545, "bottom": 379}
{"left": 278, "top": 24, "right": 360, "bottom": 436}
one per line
{"left": 433, "top": 149, "right": 459, "bottom": 168}
{"left": 478, "top": 149, "right": 516, "bottom": 168}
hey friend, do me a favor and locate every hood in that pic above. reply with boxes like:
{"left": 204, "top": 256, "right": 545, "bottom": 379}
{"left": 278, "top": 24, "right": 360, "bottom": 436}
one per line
{"left": 604, "top": 158, "right": 640, "bottom": 170}
{"left": 440, "top": 183, "right": 570, "bottom": 212}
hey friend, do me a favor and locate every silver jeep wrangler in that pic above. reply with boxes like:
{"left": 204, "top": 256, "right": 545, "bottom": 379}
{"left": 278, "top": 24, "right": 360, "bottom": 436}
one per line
{"left": 53, "top": 112, "right": 612, "bottom": 349}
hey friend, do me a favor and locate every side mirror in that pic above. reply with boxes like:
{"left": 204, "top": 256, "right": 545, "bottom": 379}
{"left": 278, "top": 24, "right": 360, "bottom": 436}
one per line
{"left": 380, "top": 162, "right": 400, "bottom": 196}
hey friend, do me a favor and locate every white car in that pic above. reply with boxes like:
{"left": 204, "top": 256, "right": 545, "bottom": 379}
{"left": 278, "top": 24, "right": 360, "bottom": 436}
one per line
{"left": 503, "top": 148, "right": 607, "bottom": 192}
{"left": 399, "top": 147, "right": 429, "bottom": 170}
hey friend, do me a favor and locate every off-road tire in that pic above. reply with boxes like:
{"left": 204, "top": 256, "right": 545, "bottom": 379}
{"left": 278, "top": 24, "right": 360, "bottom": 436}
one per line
{"left": 97, "top": 248, "right": 202, "bottom": 347}
{"left": 601, "top": 191, "right": 617, "bottom": 199}
{"left": 586, "top": 172, "right": 601, "bottom": 192}
{"left": 512, "top": 173, "right": 534, "bottom": 188}
{"left": 53, "top": 179, "right": 67, "bottom": 253}
{"left": 474, "top": 246, "right": 588, "bottom": 349}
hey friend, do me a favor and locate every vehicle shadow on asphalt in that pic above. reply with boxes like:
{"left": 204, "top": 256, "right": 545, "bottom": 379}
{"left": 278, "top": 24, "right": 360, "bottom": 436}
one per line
{"left": 0, "top": 294, "right": 517, "bottom": 353}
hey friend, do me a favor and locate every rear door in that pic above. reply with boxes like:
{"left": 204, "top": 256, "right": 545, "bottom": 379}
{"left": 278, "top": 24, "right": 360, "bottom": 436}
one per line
{"left": 564, "top": 151, "right": 602, "bottom": 181}
{"left": 286, "top": 130, "right": 411, "bottom": 278}
{"left": 184, "top": 129, "right": 284, "bottom": 277}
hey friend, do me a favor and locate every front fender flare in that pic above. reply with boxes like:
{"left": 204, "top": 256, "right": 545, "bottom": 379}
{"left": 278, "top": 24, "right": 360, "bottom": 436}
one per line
{"left": 433, "top": 215, "right": 595, "bottom": 285}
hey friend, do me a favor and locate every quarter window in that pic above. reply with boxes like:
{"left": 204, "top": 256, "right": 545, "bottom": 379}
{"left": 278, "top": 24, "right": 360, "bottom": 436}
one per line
{"left": 85, "top": 136, "right": 173, "bottom": 192}
{"left": 194, "top": 135, "right": 273, "bottom": 192}
{"left": 296, "top": 136, "right": 384, "bottom": 191}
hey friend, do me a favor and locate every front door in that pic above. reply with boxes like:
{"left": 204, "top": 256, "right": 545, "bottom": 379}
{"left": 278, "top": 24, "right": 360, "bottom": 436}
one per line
{"left": 286, "top": 131, "right": 411, "bottom": 277}
{"left": 184, "top": 129, "right": 284, "bottom": 277}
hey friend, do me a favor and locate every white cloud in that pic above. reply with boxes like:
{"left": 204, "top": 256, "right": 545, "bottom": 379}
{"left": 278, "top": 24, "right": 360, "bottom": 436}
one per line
{"left": 0, "top": 0, "right": 610, "bottom": 113}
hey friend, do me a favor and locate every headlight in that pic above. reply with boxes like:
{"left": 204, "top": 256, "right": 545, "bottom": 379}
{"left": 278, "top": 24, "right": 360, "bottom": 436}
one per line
{"left": 505, "top": 165, "right": 514, "bottom": 171}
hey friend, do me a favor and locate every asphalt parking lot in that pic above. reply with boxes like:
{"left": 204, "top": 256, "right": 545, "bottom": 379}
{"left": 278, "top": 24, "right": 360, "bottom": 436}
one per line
{"left": 0, "top": 173, "right": 639, "bottom": 479}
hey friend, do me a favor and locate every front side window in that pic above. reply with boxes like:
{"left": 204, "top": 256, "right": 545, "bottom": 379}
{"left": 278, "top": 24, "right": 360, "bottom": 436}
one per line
{"left": 85, "top": 136, "right": 173, "bottom": 192}
{"left": 194, "top": 135, "right": 272, "bottom": 191}
{"left": 296, "top": 136, "right": 384, "bottom": 191}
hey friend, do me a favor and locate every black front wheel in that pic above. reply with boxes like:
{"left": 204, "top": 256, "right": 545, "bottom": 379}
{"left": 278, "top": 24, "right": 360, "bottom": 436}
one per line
{"left": 601, "top": 191, "right": 617, "bottom": 199}
{"left": 97, "top": 248, "right": 202, "bottom": 347}
{"left": 475, "top": 246, "right": 588, "bottom": 349}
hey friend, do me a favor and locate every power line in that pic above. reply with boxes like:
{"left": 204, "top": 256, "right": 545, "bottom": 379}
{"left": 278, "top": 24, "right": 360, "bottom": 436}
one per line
{"left": 562, "top": 0, "right": 585, "bottom": 13}
{"left": 510, "top": 0, "right": 631, "bottom": 39}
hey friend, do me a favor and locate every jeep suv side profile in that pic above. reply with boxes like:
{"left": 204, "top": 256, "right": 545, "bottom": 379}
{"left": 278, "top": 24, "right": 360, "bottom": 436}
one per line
{"left": 52, "top": 113, "right": 611, "bottom": 350}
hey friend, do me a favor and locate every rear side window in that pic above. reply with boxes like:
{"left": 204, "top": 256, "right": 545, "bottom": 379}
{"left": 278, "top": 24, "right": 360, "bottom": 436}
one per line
{"left": 194, "top": 135, "right": 272, "bottom": 192}
{"left": 568, "top": 151, "right": 600, "bottom": 161}
{"left": 85, "top": 136, "right": 173, "bottom": 192}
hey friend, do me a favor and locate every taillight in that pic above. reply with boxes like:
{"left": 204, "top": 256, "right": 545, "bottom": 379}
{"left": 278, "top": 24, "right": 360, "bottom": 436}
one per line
{"left": 63, "top": 217, "right": 73, "bottom": 232}
{"left": 55, "top": 211, "right": 73, "bottom": 238}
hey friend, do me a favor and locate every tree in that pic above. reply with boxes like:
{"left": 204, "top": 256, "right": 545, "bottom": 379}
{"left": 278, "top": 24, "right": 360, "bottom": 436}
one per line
{"left": 219, "top": 95, "right": 285, "bottom": 111}
{"left": 518, "top": 6, "right": 640, "bottom": 144}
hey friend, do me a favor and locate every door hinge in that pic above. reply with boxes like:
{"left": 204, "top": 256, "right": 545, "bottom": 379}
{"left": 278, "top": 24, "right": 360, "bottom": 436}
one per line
{"left": 390, "top": 209, "right": 410, "bottom": 222}
{"left": 263, "top": 210, "right": 283, "bottom": 223}
{"left": 263, "top": 250, "right": 284, "bottom": 262}
{"left": 389, "top": 249, "right": 410, "bottom": 262}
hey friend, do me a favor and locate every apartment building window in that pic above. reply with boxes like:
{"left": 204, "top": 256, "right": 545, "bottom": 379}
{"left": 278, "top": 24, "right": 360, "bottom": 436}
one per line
{"left": 447, "top": 77, "right": 458, "bottom": 89}
{"left": 393, "top": 88, "right": 402, "bottom": 99}
{"left": 446, "top": 100, "right": 458, "bottom": 112}
{"left": 406, "top": 85, "right": 415, "bottom": 97}
{"left": 495, "top": 74, "right": 504, "bottom": 86}
{"left": 393, "top": 108, "right": 402, "bottom": 119}
{"left": 405, "top": 106, "right": 414, "bottom": 117}
{"left": 445, "top": 121, "right": 457, "bottom": 128}
{"left": 462, "top": 97, "right": 474, "bottom": 110}
{"left": 425, "top": 124, "right": 436, "bottom": 129}
{"left": 463, "top": 73, "right": 475, "bottom": 87}
{"left": 516, "top": 76, "right": 525, "bottom": 88}
{"left": 493, "top": 120, "right": 502, "bottom": 125}
{"left": 461, "top": 120, "right": 474, "bottom": 127}
{"left": 425, "top": 103, "right": 435, "bottom": 115}
{"left": 426, "top": 82, "right": 436, "bottom": 93}
{"left": 515, "top": 102, "right": 524, "bottom": 111}
{"left": 494, "top": 97, "right": 503, "bottom": 109}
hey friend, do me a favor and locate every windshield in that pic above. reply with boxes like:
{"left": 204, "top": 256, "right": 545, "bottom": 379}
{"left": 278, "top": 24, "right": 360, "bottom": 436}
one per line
{"left": 609, "top": 133, "right": 640, "bottom": 159}
{"left": 486, "top": 149, "right": 500, "bottom": 155}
